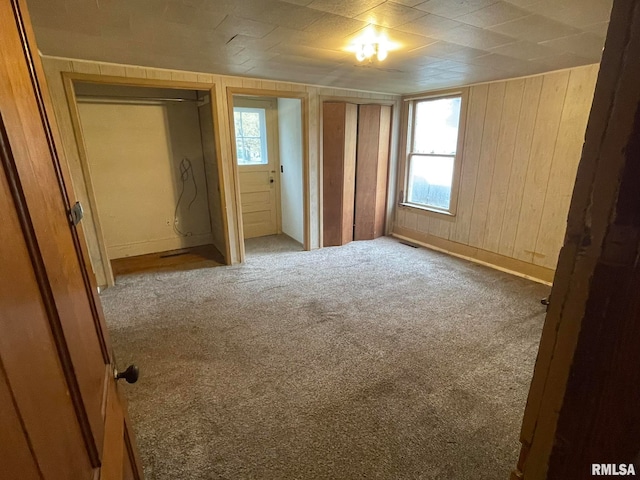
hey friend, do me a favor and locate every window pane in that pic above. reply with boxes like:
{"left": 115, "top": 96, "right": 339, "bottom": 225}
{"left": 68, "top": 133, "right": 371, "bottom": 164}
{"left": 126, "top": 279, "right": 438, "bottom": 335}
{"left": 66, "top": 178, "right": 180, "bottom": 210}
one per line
{"left": 236, "top": 138, "right": 247, "bottom": 163}
{"left": 407, "top": 155, "right": 454, "bottom": 210}
{"left": 413, "top": 97, "right": 461, "bottom": 155}
{"left": 234, "top": 112, "right": 243, "bottom": 137}
{"left": 243, "top": 137, "right": 264, "bottom": 164}
{"left": 234, "top": 107, "right": 268, "bottom": 165}
{"left": 240, "top": 112, "right": 261, "bottom": 137}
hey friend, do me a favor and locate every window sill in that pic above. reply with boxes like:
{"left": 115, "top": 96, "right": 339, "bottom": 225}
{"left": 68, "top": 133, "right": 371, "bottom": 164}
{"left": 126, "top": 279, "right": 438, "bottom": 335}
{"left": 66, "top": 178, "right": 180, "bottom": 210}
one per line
{"left": 399, "top": 203, "right": 456, "bottom": 218}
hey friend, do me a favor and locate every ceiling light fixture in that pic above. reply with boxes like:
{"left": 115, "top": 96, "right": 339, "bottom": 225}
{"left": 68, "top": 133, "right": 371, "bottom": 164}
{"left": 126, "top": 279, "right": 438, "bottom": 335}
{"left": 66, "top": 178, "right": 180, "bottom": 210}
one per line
{"left": 348, "top": 27, "right": 394, "bottom": 63}
{"left": 355, "top": 41, "right": 388, "bottom": 62}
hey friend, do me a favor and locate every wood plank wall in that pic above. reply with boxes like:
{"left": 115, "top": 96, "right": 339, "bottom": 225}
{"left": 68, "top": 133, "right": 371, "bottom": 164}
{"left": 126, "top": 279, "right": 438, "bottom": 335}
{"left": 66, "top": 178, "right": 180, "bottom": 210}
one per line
{"left": 40, "top": 56, "right": 400, "bottom": 287}
{"left": 394, "top": 64, "right": 599, "bottom": 283}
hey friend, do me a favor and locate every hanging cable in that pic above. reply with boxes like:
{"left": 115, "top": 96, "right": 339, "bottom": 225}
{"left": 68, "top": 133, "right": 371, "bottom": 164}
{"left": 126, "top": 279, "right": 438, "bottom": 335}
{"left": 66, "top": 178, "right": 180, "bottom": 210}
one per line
{"left": 173, "top": 157, "right": 198, "bottom": 237}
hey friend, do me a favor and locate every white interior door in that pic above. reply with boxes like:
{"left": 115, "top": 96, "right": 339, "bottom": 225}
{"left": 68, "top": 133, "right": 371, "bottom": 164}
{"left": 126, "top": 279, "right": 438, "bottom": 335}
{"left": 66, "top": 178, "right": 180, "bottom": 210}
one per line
{"left": 234, "top": 97, "right": 280, "bottom": 239}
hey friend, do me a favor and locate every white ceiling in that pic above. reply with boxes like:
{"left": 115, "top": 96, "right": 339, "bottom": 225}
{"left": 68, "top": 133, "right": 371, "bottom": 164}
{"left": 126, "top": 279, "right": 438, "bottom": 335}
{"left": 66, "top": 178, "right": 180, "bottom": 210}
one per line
{"left": 26, "top": 0, "right": 612, "bottom": 94}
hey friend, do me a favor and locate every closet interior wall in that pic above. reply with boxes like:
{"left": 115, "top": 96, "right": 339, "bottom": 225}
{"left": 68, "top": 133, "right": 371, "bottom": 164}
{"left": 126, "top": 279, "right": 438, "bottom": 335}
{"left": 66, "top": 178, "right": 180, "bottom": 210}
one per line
{"left": 73, "top": 82, "right": 225, "bottom": 279}
{"left": 197, "top": 91, "right": 227, "bottom": 257}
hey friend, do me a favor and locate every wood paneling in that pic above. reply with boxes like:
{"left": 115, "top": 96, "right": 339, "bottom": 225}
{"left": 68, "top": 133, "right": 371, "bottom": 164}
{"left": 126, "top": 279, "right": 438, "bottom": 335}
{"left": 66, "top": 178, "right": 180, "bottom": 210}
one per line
{"left": 468, "top": 81, "right": 506, "bottom": 248}
{"left": 450, "top": 83, "right": 489, "bottom": 245}
{"left": 395, "top": 64, "right": 598, "bottom": 282}
{"left": 533, "top": 66, "right": 599, "bottom": 269}
{"left": 499, "top": 75, "right": 544, "bottom": 258}
{"left": 513, "top": 70, "right": 570, "bottom": 264}
{"left": 354, "top": 104, "right": 391, "bottom": 240}
{"left": 99, "top": 63, "right": 127, "bottom": 77}
{"left": 72, "top": 61, "right": 101, "bottom": 75}
{"left": 41, "top": 57, "right": 401, "bottom": 285}
{"left": 482, "top": 79, "right": 524, "bottom": 253}
{"left": 322, "top": 102, "right": 357, "bottom": 246}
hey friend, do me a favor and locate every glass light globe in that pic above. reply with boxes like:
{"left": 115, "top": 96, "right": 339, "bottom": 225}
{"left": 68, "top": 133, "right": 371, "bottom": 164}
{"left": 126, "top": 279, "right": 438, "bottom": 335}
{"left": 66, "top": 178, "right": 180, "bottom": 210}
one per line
{"left": 363, "top": 43, "right": 375, "bottom": 59}
{"left": 377, "top": 45, "right": 388, "bottom": 61}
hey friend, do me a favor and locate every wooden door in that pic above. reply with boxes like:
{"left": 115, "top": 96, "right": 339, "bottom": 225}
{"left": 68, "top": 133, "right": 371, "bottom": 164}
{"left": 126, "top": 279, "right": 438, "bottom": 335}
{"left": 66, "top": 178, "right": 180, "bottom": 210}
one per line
{"left": 0, "top": 1, "right": 143, "bottom": 479}
{"left": 322, "top": 102, "right": 357, "bottom": 247}
{"left": 234, "top": 97, "right": 281, "bottom": 239}
{"left": 354, "top": 104, "right": 391, "bottom": 241}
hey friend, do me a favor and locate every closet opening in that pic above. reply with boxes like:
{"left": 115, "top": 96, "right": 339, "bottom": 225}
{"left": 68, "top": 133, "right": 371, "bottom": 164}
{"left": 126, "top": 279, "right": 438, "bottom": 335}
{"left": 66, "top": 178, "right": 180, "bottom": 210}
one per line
{"left": 69, "top": 81, "right": 228, "bottom": 283}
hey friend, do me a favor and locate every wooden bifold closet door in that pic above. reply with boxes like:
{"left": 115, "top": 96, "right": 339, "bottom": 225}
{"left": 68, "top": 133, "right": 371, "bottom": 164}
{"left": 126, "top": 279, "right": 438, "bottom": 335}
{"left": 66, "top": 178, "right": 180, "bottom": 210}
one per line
{"left": 0, "top": 1, "right": 143, "bottom": 479}
{"left": 322, "top": 102, "right": 391, "bottom": 247}
{"left": 322, "top": 102, "right": 358, "bottom": 247}
{"left": 354, "top": 104, "right": 391, "bottom": 241}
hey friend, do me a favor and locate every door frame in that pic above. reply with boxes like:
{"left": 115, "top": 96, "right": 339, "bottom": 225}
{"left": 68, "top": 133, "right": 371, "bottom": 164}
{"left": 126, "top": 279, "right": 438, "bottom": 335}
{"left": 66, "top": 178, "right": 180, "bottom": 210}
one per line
{"left": 233, "top": 96, "right": 283, "bottom": 238}
{"left": 62, "top": 72, "right": 230, "bottom": 286}
{"left": 226, "top": 87, "right": 311, "bottom": 261}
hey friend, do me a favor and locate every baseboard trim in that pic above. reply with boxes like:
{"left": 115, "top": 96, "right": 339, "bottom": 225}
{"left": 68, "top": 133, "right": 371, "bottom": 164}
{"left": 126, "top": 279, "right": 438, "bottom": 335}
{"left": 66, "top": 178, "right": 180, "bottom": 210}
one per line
{"left": 392, "top": 227, "right": 554, "bottom": 286}
{"left": 108, "top": 233, "right": 214, "bottom": 259}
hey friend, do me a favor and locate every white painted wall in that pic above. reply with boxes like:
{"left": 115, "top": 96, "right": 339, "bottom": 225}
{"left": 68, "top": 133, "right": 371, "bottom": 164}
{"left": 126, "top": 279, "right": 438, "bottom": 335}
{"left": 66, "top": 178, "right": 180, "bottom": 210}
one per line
{"left": 277, "top": 97, "right": 304, "bottom": 244}
{"left": 77, "top": 99, "right": 213, "bottom": 258}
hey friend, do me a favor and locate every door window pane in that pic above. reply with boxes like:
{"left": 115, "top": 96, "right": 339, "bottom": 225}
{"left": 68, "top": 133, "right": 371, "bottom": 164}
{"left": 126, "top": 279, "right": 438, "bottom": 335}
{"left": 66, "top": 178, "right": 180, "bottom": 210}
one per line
{"left": 407, "top": 155, "right": 454, "bottom": 210}
{"left": 234, "top": 107, "right": 268, "bottom": 165}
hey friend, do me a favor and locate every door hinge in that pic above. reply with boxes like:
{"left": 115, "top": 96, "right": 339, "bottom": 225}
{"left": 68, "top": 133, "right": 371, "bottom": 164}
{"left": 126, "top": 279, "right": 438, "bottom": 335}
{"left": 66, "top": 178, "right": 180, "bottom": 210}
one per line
{"left": 69, "top": 201, "right": 84, "bottom": 226}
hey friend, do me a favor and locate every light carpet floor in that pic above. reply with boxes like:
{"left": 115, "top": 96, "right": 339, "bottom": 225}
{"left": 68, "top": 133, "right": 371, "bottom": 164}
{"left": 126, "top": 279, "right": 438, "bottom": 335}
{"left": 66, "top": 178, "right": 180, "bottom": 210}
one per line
{"left": 102, "top": 236, "right": 548, "bottom": 480}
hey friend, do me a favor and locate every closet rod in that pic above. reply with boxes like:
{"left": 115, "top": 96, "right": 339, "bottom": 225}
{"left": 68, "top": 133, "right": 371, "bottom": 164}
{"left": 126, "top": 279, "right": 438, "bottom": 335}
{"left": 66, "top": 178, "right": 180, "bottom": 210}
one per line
{"left": 75, "top": 94, "right": 202, "bottom": 104}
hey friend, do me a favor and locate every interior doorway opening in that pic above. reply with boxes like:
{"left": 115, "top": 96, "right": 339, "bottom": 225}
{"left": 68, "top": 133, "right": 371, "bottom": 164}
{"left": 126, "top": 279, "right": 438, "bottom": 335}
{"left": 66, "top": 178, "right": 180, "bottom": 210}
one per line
{"left": 71, "top": 81, "right": 228, "bottom": 282}
{"left": 231, "top": 94, "right": 305, "bottom": 256}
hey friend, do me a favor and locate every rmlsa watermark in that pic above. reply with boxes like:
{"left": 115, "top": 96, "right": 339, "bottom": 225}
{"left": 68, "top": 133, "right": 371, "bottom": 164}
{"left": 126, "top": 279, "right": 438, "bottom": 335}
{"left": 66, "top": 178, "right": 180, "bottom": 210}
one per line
{"left": 592, "top": 464, "right": 637, "bottom": 476}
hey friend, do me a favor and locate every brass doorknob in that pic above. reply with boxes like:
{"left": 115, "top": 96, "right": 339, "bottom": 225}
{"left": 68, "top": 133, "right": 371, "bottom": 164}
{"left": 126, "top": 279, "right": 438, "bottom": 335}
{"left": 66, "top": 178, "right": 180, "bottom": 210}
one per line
{"left": 115, "top": 364, "right": 139, "bottom": 384}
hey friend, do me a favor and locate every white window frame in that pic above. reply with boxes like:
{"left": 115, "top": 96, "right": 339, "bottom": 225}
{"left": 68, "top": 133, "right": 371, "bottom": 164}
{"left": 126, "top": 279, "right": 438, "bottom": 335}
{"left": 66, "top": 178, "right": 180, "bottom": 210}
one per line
{"left": 401, "top": 90, "right": 468, "bottom": 216}
{"left": 233, "top": 106, "right": 269, "bottom": 165}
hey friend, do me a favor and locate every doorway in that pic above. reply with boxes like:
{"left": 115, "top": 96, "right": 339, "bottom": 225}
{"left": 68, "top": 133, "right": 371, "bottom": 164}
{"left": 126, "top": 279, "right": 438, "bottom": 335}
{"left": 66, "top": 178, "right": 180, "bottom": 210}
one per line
{"left": 232, "top": 95, "right": 305, "bottom": 255}
{"left": 71, "top": 82, "right": 227, "bottom": 281}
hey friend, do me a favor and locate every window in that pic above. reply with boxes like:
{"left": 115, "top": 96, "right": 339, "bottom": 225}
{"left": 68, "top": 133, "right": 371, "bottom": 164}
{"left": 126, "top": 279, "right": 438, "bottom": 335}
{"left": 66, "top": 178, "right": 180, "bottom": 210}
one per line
{"left": 233, "top": 107, "right": 268, "bottom": 165}
{"left": 405, "top": 94, "right": 463, "bottom": 214}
